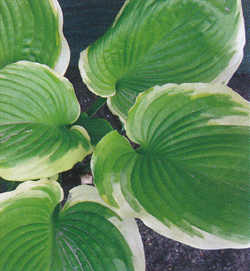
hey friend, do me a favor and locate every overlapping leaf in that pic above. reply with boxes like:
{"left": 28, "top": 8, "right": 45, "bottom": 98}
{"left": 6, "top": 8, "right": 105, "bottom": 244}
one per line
{"left": 0, "top": 61, "right": 93, "bottom": 181}
{"left": 91, "top": 83, "right": 250, "bottom": 249}
{"left": 0, "top": 178, "right": 145, "bottom": 271}
{"left": 79, "top": 0, "right": 245, "bottom": 122}
{"left": 0, "top": 0, "right": 70, "bottom": 74}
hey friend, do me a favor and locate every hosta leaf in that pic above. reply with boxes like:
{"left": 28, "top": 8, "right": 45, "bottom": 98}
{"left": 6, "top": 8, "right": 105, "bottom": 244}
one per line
{"left": 0, "top": 176, "right": 62, "bottom": 271}
{"left": 91, "top": 83, "right": 250, "bottom": 249}
{"left": 0, "top": 178, "right": 145, "bottom": 271}
{"left": 58, "top": 185, "right": 145, "bottom": 271}
{"left": 0, "top": 0, "right": 70, "bottom": 74}
{"left": 79, "top": 0, "right": 245, "bottom": 122}
{"left": 0, "top": 61, "right": 93, "bottom": 181}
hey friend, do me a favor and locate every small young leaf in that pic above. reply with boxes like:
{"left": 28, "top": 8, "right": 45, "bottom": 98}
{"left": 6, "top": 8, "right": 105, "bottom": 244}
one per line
{"left": 0, "top": 61, "right": 93, "bottom": 181}
{"left": 0, "top": 0, "right": 70, "bottom": 74}
{"left": 73, "top": 112, "right": 113, "bottom": 146}
{"left": 91, "top": 83, "right": 250, "bottom": 249}
{"left": 79, "top": 0, "right": 245, "bottom": 122}
{"left": 0, "top": 179, "right": 145, "bottom": 271}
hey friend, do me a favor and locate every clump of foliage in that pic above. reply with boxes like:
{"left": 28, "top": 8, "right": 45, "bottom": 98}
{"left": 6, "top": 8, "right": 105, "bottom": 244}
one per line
{"left": 0, "top": 0, "right": 249, "bottom": 270}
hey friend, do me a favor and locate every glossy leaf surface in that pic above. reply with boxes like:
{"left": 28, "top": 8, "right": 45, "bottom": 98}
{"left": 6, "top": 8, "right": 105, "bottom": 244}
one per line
{"left": 0, "top": 178, "right": 144, "bottom": 270}
{"left": 0, "top": 61, "right": 93, "bottom": 181}
{"left": 79, "top": 0, "right": 245, "bottom": 122}
{"left": 0, "top": 0, "right": 70, "bottom": 74}
{"left": 92, "top": 83, "right": 250, "bottom": 249}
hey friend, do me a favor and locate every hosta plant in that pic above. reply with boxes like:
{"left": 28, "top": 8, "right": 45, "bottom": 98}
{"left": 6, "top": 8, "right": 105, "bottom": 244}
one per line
{"left": 0, "top": 0, "right": 249, "bottom": 270}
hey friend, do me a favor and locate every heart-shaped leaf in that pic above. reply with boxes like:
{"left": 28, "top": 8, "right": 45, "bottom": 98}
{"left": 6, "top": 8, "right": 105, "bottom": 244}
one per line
{"left": 79, "top": 0, "right": 245, "bottom": 122}
{"left": 0, "top": 178, "right": 145, "bottom": 270}
{"left": 91, "top": 83, "right": 250, "bottom": 249}
{"left": 0, "top": 0, "right": 70, "bottom": 74}
{"left": 0, "top": 61, "right": 93, "bottom": 181}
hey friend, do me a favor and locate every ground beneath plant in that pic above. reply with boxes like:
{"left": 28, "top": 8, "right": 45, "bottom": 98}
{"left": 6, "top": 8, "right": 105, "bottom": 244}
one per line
{"left": 64, "top": 66, "right": 249, "bottom": 271}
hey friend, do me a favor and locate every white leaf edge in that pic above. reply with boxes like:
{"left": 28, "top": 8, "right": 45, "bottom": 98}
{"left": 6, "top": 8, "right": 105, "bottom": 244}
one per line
{"left": 78, "top": 47, "right": 117, "bottom": 98}
{"left": 0, "top": 176, "right": 63, "bottom": 207}
{"left": 97, "top": 83, "right": 250, "bottom": 249}
{"left": 0, "top": 60, "right": 94, "bottom": 182}
{"left": 0, "top": 125, "right": 93, "bottom": 181}
{"left": 122, "top": 82, "right": 250, "bottom": 249}
{"left": 101, "top": 179, "right": 250, "bottom": 250}
{"left": 0, "top": 62, "right": 94, "bottom": 181}
{"left": 125, "top": 82, "right": 249, "bottom": 144}
{"left": 138, "top": 210, "right": 250, "bottom": 250}
{"left": 50, "top": 0, "right": 70, "bottom": 75}
{"left": 63, "top": 184, "right": 146, "bottom": 271}
{"left": 79, "top": 0, "right": 246, "bottom": 124}
{"left": 211, "top": 0, "right": 246, "bottom": 84}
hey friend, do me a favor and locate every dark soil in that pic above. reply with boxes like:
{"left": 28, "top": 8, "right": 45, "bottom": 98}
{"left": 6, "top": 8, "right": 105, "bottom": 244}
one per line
{"left": 64, "top": 65, "right": 250, "bottom": 271}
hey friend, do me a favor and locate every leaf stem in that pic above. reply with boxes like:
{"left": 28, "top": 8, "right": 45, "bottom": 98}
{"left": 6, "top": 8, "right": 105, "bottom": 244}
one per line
{"left": 86, "top": 97, "right": 107, "bottom": 117}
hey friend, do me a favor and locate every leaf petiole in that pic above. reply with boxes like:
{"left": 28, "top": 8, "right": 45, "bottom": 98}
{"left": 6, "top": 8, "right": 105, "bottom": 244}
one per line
{"left": 86, "top": 97, "right": 107, "bottom": 117}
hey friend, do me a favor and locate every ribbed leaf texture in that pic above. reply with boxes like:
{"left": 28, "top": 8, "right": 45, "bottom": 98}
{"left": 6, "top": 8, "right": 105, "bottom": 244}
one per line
{"left": 79, "top": 0, "right": 245, "bottom": 122}
{"left": 0, "top": 179, "right": 145, "bottom": 270}
{"left": 92, "top": 83, "right": 250, "bottom": 249}
{"left": 0, "top": 61, "right": 93, "bottom": 181}
{"left": 0, "top": 0, "right": 69, "bottom": 74}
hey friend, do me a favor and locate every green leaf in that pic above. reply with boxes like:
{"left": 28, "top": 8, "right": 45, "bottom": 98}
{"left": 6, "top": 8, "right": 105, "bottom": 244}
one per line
{"left": 0, "top": 178, "right": 145, "bottom": 271}
{"left": 91, "top": 83, "right": 250, "bottom": 249}
{"left": 0, "top": 0, "right": 69, "bottom": 74}
{"left": 0, "top": 61, "right": 93, "bottom": 181}
{"left": 79, "top": 0, "right": 245, "bottom": 122}
{"left": 73, "top": 113, "right": 113, "bottom": 146}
